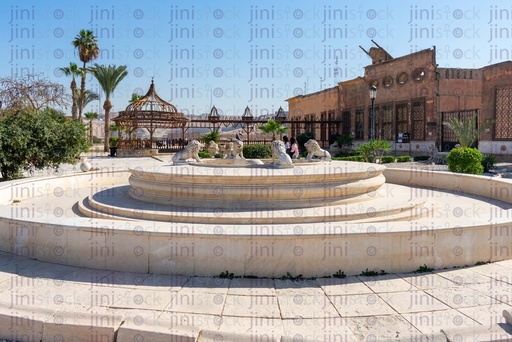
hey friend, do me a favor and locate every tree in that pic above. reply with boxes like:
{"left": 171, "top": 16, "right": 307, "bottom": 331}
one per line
{"left": 0, "top": 108, "right": 89, "bottom": 180}
{"left": 59, "top": 62, "right": 82, "bottom": 120}
{"left": 442, "top": 114, "right": 494, "bottom": 148}
{"left": 0, "top": 74, "right": 69, "bottom": 114}
{"left": 72, "top": 29, "right": 99, "bottom": 122}
{"left": 84, "top": 111, "right": 98, "bottom": 145}
{"left": 200, "top": 131, "right": 221, "bottom": 146}
{"left": 129, "top": 93, "right": 143, "bottom": 103}
{"left": 257, "top": 119, "right": 288, "bottom": 140}
{"left": 74, "top": 89, "right": 99, "bottom": 114}
{"left": 355, "top": 139, "right": 391, "bottom": 163}
{"left": 89, "top": 64, "right": 128, "bottom": 152}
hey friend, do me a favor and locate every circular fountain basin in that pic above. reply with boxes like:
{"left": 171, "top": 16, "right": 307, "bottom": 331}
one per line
{"left": 128, "top": 161, "right": 386, "bottom": 210}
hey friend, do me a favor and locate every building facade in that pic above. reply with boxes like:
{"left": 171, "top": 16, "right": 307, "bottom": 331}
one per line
{"left": 287, "top": 46, "right": 512, "bottom": 156}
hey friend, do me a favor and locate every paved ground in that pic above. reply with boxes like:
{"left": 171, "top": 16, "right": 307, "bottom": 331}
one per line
{"left": 2, "top": 153, "right": 512, "bottom": 341}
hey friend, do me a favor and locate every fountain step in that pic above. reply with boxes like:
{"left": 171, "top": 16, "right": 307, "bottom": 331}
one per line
{"left": 79, "top": 184, "right": 434, "bottom": 224}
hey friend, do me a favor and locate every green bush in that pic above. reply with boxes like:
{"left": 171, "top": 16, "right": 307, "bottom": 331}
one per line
{"left": 447, "top": 147, "right": 483, "bottom": 175}
{"left": 481, "top": 154, "right": 496, "bottom": 173}
{"left": 396, "top": 156, "right": 413, "bottom": 162}
{"left": 296, "top": 132, "right": 315, "bottom": 151}
{"left": 243, "top": 144, "right": 271, "bottom": 159}
{"left": 380, "top": 156, "right": 396, "bottom": 163}
{"left": 413, "top": 156, "right": 430, "bottom": 161}
{"left": 198, "top": 151, "right": 211, "bottom": 158}
{"left": 332, "top": 156, "right": 365, "bottom": 162}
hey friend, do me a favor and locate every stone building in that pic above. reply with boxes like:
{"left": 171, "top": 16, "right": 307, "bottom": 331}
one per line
{"left": 286, "top": 45, "right": 512, "bottom": 156}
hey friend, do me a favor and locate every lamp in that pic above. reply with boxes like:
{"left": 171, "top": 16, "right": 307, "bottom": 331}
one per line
{"left": 369, "top": 85, "right": 377, "bottom": 140}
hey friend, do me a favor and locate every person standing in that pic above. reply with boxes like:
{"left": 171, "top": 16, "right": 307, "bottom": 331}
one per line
{"left": 289, "top": 137, "right": 299, "bottom": 159}
{"left": 283, "top": 135, "right": 291, "bottom": 155}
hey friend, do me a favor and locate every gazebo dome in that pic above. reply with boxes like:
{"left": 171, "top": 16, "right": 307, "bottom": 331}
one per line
{"left": 113, "top": 81, "right": 188, "bottom": 142}
{"left": 124, "top": 80, "right": 178, "bottom": 113}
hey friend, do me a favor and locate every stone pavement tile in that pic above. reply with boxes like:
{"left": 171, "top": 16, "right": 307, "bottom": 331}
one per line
{"left": 281, "top": 317, "right": 358, "bottom": 342}
{"left": 440, "top": 324, "right": 512, "bottom": 342}
{"left": 198, "top": 328, "right": 280, "bottom": 342}
{"left": 495, "top": 259, "right": 512, "bottom": 270}
{"left": 76, "top": 284, "right": 176, "bottom": 310}
{"left": 222, "top": 294, "right": 280, "bottom": 318}
{"left": 467, "top": 282, "right": 512, "bottom": 305}
{"left": 458, "top": 303, "right": 512, "bottom": 327}
{"left": 228, "top": 277, "right": 275, "bottom": 296}
{"left": 356, "top": 274, "right": 416, "bottom": 293}
{"left": 140, "top": 273, "right": 190, "bottom": 291}
{"left": 277, "top": 293, "right": 339, "bottom": 319}
{"left": 274, "top": 279, "right": 325, "bottom": 297}
{"left": 471, "top": 263, "right": 512, "bottom": 283}
{"left": 401, "top": 309, "right": 482, "bottom": 335}
{"left": 13, "top": 262, "right": 79, "bottom": 279}
{"left": 347, "top": 315, "right": 423, "bottom": 341}
{"left": 116, "top": 310, "right": 218, "bottom": 342}
{"left": 424, "top": 287, "right": 493, "bottom": 309}
{"left": 328, "top": 293, "right": 396, "bottom": 317}
{"left": 164, "top": 290, "right": 226, "bottom": 315}
{"left": 399, "top": 272, "right": 461, "bottom": 289}
{"left": 182, "top": 277, "right": 230, "bottom": 294}
{"left": 92, "top": 270, "right": 151, "bottom": 288}
{"left": 378, "top": 290, "right": 451, "bottom": 313}
{"left": 42, "top": 306, "right": 123, "bottom": 342}
{"left": 58, "top": 268, "right": 115, "bottom": 284}
{"left": 434, "top": 268, "right": 492, "bottom": 286}
{"left": 216, "top": 316, "right": 284, "bottom": 339}
{"left": 316, "top": 277, "right": 372, "bottom": 296}
{"left": 1, "top": 280, "right": 91, "bottom": 307}
{"left": 0, "top": 301, "right": 56, "bottom": 342}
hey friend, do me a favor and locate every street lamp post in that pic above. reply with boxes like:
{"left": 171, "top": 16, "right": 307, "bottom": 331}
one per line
{"left": 369, "top": 85, "right": 377, "bottom": 140}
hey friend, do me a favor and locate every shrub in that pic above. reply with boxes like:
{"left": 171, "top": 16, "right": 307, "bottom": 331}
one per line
{"left": 332, "top": 156, "right": 365, "bottom": 162}
{"left": 447, "top": 147, "right": 483, "bottom": 175}
{"left": 198, "top": 151, "right": 211, "bottom": 158}
{"left": 355, "top": 140, "right": 391, "bottom": 163}
{"left": 396, "top": 156, "right": 413, "bottom": 162}
{"left": 481, "top": 154, "right": 496, "bottom": 173}
{"left": 380, "top": 156, "right": 396, "bottom": 163}
{"left": 108, "top": 136, "right": 119, "bottom": 148}
{"left": 243, "top": 144, "right": 271, "bottom": 159}
{"left": 413, "top": 156, "right": 430, "bottom": 161}
{"left": 296, "top": 132, "right": 315, "bottom": 151}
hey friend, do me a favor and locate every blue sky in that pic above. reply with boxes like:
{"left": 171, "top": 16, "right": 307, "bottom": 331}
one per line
{"left": 0, "top": 0, "right": 508, "bottom": 117}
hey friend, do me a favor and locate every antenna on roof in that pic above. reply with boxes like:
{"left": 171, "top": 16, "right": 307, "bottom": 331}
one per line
{"left": 371, "top": 40, "right": 393, "bottom": 60}
{"left": 359, "top": 45, "right": 372, "bottom": 58}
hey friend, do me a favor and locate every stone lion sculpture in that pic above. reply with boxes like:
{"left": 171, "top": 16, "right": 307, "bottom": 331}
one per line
{"left": 230, "top": 139, "right": 245, "bottom": 159}
{"left": 271, "top": 140, "right": 293, "bottom": 166}
{"left": 305, "top": 139, "right": 331, "bottom": 161}
{"left": 172, "top": 140, "right": 204, "bottom": 163}
{"left": 207, "top": 141, "right": 219, "bottom": 156}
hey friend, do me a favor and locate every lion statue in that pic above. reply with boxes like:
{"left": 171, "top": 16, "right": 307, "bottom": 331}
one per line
{"left": 172, "top": 140, "right": 204, "bottom": 163}
{"left": 305, "top": 139, "right": 331, "bottom": 161}
{"left": 230, "top": 139, "right": 245, "bottom": 159}
{"left": 207, "top": 141, "right": 219, "bottom": 156}
{"left": 271, "top": 140, "right": 293, "bottom": 166}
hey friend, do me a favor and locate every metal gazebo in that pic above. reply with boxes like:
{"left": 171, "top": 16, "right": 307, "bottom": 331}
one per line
{"left": 113, "top": 80, "right": 188, "bottom": 148}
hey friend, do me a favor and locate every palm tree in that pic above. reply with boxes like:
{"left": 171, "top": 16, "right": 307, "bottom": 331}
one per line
{"left": 72, "top": 29, "right": 99, "bottom": 122}
{"left": 59, "top": 62, "right": 81, "bottom": 120}
{"left": 74, "top": 89, "right": 99, "bottom": 113}
{"left": 442, "top": 114, "right": 494, "bottom": 148}
{"left": 129, "top": 93, "right": 142, "bottom": 103}
{"left": 84, "top": 111, "right": 98, "bottom": 145}
{"left": 257, "top": 119, "right": 288, "bottom": 140}
{"left": 90, "top": 64, "right": 128, "bottom": 152}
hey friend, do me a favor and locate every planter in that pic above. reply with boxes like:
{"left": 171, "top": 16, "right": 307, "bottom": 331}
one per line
{"left": 109, "top": 147, "right": 117, "bottom": 157}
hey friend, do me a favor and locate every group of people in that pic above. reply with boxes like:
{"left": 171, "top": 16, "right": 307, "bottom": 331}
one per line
{"left": 282, "top": 136, "right": 299, "bottom": 159}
